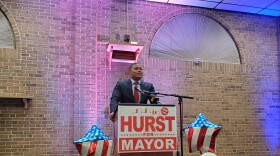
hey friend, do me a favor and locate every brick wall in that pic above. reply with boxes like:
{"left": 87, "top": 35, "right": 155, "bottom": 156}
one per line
{"left": 0, "top": 0, "right": 78, "bottom": 155}
{"left": 0, "top": 0, "right": 279, "bottom": 156}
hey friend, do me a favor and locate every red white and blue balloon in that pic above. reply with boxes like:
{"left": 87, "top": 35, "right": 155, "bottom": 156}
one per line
{"left": 184, "top": 113, "right": 222, "bottom": 154}
{"left": 74, "top": 125, "right": 112, "bottom": 143}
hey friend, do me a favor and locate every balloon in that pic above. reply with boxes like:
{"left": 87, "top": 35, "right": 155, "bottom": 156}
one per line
{"left": 184, "top": 113, "right": 222, "bottom": 154}
{"left": 201, "top": 152, "right": 217, "bottom": 156}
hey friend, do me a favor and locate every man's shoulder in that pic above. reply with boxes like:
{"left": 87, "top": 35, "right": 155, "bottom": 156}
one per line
{"left": 117, "top": 79, "right": 131, "bottom": 84}
{"left": 141, "top": 81, "right": 153, "bottom": 86}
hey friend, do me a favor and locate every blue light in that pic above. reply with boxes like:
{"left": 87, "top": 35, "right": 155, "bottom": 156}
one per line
{"left": 258, "top": 9, "right": 280, "bottom": 17}
{"left": 260, "top": 81, "right": 280, "bottom": 152}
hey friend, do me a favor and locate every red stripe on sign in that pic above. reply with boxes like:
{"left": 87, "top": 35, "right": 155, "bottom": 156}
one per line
{"left": 197, "top": 127, "right": 207, "bottom": 153}
{"left": 75, "top": 143, "right": 82, "bottom": 155}
{"left": 187, "top": 128, "right": 194, "bottom": 153}
{"left": 88, "top": 141, "right": 97, "bottom": 156}
{"left": 101, "top": 140, "right": 109, "bottom": 156}
{"left": 208, "top": 128, "right": 221, "bottom": 153}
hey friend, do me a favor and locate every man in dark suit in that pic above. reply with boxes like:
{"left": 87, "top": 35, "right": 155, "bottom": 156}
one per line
{"left": 109, "top": 63, "right": 155, "bottom": 121}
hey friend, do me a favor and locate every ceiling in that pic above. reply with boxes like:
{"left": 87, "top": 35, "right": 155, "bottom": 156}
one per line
{"left": 147, "top": 0, "right": 280, "bottom": 17}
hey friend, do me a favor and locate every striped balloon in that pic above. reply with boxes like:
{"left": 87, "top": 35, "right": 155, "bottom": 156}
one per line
{"left": 184, "top": 113, "right": 222, "bottom": 154}
{"left": 75, "top": 140, "right": 113, "bottom": 156}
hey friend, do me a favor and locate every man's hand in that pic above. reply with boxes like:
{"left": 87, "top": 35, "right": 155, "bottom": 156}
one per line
{"left": 109, "top": 112, "right": 115, "bottom": 122}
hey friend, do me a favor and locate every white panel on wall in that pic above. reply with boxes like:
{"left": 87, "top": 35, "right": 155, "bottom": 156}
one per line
{"left": 0, "top": 11, "right": 14, "bottom": 49}
{"left": 150, "top": 14, "right": 240, "bottom": 64}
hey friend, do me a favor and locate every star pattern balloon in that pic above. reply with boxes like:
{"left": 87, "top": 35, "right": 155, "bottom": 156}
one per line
{"left": 184, "top": 113, "right": 222, "bottom": 154}
{"left": 185, "top": 113, "right": 222, "bottom": 129}
{"left": 74, "top": 125, "right": 112, "bottom": 143}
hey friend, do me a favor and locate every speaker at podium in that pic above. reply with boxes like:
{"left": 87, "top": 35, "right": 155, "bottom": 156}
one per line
{"left": 112, "top": 104, "right": 177, "bottom": 156}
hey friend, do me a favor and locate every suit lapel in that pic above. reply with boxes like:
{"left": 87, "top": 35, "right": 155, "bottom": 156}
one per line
{"left": 125, "top": 80, "right": 135, "bottom": 102}
{"left": 139, "top": 81, "right": 147, "bottom": 103}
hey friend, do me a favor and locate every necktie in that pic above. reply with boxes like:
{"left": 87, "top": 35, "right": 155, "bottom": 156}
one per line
{"left": 134, "top": 81, "right": 139, "bottom": 103}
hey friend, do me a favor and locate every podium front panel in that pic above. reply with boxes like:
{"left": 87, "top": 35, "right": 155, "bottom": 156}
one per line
{"left": 117, "top": 104, "right": 177, "bottom": 153}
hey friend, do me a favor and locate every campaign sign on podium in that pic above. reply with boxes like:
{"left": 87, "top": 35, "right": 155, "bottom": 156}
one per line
{"left": 117, "top": 104, "right": 177, "bottom": 153}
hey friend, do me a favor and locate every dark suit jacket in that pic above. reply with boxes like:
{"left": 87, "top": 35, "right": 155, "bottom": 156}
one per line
{"left": 110, "top": 79, "right": 155, "bottom": 113}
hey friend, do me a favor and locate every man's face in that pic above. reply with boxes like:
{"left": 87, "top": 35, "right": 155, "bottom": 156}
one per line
{"left": 129, "top": 64, "right": 143, "bottom": 81}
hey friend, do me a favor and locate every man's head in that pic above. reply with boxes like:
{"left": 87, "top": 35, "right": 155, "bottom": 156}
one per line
{"left": 129, "top": 63, "right": 143, "bottom": 81}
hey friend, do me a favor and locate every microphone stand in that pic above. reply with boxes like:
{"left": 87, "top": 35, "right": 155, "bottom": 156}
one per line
{"left": 134, "top": 87, "right": 160, "bottom": 104}
{"left": 140, "top": 90, "right": 193, "bottom": 156}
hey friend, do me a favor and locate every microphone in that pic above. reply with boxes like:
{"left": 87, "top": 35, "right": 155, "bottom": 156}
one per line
{"left": 134, "top": 86, "right": 154, "bottom": 95}
{"left": 134, "top": 86, "right": 160, "bottom": 104}
{"left": 149, "top": 95, "right": 160, "bottom": 104}
{"left": 134, "top": 86, "right": 142, "bottom": 93}
{"left": 134, "top": 86, "right": 144, "bottom": 94}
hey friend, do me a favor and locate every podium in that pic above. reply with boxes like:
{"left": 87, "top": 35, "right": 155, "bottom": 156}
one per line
{"left": 113, "top": 104, "right": 177, "bottom": 156}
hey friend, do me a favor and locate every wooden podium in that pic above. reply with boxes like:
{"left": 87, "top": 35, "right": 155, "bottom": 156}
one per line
{"left": 113, "top": 104, "right": 177, "bottom": 156}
